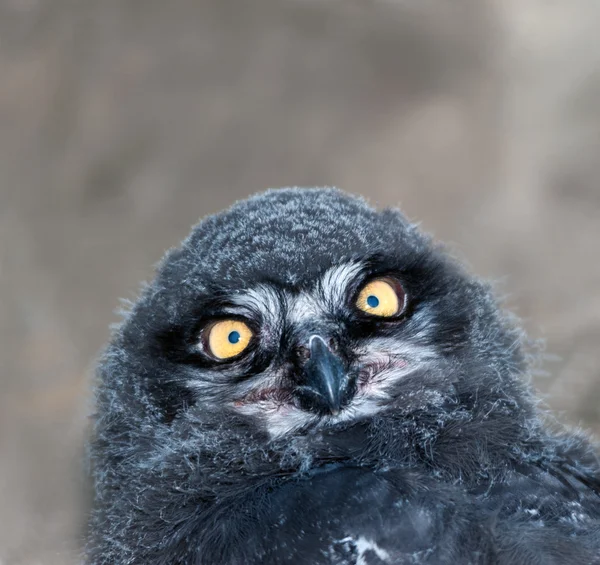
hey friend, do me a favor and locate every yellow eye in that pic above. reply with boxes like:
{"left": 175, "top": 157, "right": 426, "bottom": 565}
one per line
{"left": 205, "top": 320, "right": 253, "bottom": 360}
{"left": 356, "top": 278, "right": 403, "bottom": 317}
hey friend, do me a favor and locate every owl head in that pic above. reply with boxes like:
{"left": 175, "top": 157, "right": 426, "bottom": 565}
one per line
{"left": 103, "top": 188, "right": 532, "bottom": 442}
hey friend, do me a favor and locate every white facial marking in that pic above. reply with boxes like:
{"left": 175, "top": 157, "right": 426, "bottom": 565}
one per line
{"left": 287, "top": 292, "right": 324, "bottom": 325}
{"left": 235, "top": 401, "right": 316, "bottom": 438}
{"left": 287, "top": 262, "right": 362, "bottom": 325}
{"left": 319, "top": 262, "right": 363, "bottom": 307}
{"left": 230, "top": 285, "right": 282, "bottom": 326}
{"left": 336, "top": 536, "right": 391, "bottom": 564}
{"left": 358, "top": 337, "right": 439, "bottom": 364}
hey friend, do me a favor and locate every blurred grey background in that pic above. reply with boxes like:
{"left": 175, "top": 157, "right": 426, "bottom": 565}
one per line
{"left": 0, "top": 0, "right": 599, "bottom": 563}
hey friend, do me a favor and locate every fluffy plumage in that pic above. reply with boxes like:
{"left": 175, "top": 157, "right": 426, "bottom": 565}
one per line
{"left": 86, "top": 188, "right": 600, "bottom": 564}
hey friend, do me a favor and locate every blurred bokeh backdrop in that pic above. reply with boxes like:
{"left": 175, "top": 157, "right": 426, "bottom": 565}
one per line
{"left": 1, "top": 1, "right": 599, "bottom": 563}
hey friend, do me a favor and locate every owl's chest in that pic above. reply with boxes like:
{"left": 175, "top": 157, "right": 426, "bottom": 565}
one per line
{"left": 191, "top": 465, "right": 476, "bottom": 564}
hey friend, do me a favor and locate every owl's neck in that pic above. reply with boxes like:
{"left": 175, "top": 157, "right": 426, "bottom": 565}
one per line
{"left": 171, "top": 390, "right": 542, "bottom": 498}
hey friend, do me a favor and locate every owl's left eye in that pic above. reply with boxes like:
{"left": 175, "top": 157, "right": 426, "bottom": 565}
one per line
{"left": 355, "top": 277, "right": 405, "bottom": 317}
{"left": 204, "top": 319, "right": 254, "bottom": 360}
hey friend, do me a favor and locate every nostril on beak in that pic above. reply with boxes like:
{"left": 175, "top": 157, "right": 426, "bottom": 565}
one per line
{"left": 295, "top": 345, "right": 311, "bottom": 363}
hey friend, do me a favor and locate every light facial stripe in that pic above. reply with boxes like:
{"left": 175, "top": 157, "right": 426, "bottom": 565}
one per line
{"left": 229, "top": 285, "right": 283, "bottom": 325}
{"left": 287, "top": 262, "right": 364, "bottom": 325}
{"left": 319, "top": 262, "right": 364, "bottom": 307}
{"left": 287, "top": 293, "right": 323, "bottom": 325}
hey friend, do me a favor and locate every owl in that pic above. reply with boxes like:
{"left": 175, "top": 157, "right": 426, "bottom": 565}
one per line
{"left": 86, "top": 188, "right": 600, "bottom": 564}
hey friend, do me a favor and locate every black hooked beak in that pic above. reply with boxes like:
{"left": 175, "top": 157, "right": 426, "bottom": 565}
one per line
{"left": 295, "top": 335, "right": 354, "bottom": 416}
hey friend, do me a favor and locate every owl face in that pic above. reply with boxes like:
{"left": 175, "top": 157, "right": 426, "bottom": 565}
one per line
{"left": 186, "top": 260, "right": 450, "bottom": 437}
{"left": 121, "top": 189, "right": 518, "bottom": 440}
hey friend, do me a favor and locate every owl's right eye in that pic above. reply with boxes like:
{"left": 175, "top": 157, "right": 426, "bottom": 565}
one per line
{"left": 203, "top": 319, "right": 254, "bottom": 360}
